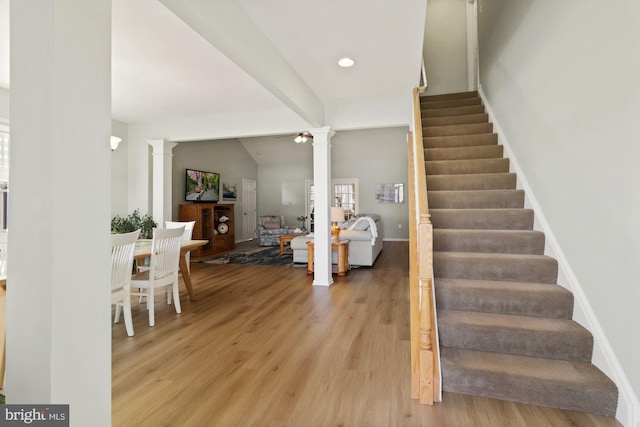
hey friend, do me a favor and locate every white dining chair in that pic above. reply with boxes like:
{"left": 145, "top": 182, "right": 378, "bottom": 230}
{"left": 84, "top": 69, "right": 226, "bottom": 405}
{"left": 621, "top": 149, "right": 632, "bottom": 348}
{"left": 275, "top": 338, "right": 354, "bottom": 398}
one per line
{"left": 131, "top": 226, "right": 184, "bottom": 327}
{"left": 165, "top": 220, "right": 196, "bottom": 273}
{"left": 111, "top": 229, "right": 140, "bottom": 337}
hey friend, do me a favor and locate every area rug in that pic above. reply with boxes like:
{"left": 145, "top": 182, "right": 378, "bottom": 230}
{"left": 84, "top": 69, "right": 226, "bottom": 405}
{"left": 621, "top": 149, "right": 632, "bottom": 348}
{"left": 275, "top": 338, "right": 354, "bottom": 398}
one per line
{"left": 199, "top": 245, "right": 299, "bottom": 267}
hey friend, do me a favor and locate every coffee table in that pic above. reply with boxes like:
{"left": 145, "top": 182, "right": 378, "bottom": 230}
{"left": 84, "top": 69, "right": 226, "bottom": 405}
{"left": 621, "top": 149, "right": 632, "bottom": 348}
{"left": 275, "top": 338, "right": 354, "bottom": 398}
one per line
{"left": 279, "top": 234, "right": 305, "bottom": 256}
{"left": 306, "top": 239, "right": 349, "bottom": 276}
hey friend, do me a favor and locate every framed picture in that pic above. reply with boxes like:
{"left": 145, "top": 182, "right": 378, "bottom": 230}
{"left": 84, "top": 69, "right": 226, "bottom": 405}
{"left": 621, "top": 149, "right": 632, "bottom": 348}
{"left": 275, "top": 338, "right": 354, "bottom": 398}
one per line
{"left": 222, "top": 182, "right": 237, "bottom": 201}
{"left": 375, "top": 183, "right": 404, "bottom": 203}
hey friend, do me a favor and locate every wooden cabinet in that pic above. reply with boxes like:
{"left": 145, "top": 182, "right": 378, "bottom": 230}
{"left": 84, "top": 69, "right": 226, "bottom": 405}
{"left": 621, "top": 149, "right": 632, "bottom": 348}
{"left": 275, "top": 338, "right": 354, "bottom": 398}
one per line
{"left": 179, "top": 203, "right": 234, "bottom": 257}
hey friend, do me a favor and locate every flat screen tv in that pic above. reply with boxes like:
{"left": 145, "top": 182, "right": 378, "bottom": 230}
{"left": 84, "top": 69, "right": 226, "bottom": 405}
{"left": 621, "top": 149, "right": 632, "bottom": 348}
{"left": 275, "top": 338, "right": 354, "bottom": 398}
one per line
{"left": 185, "top": 168, "right": 220, "bottom": 202}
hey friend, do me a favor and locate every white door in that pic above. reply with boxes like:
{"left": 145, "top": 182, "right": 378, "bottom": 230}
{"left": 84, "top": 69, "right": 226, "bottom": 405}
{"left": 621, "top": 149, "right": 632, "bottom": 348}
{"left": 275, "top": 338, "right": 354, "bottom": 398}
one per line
{"left": 242, "top": 179, "right": 257, "bottom": 240}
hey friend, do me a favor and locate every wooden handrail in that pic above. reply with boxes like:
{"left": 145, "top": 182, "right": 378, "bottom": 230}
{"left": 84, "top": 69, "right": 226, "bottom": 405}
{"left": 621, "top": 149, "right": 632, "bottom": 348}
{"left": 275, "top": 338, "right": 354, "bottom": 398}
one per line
{"left": 408, "top": 86, "right": 441, "bottom": 405}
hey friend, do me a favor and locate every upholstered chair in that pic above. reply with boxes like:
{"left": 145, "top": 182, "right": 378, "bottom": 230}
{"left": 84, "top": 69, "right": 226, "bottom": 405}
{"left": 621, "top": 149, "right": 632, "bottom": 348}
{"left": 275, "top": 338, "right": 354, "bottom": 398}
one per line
{"left": 257, "top": 215, "right": 289, "bottom": 246}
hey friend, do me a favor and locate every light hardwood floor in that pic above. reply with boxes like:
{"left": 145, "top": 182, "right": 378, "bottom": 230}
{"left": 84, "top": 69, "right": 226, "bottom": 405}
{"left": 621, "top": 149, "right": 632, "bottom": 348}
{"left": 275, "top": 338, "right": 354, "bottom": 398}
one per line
{"left": 112, "top": 241, "right": 622, "bottom": 427}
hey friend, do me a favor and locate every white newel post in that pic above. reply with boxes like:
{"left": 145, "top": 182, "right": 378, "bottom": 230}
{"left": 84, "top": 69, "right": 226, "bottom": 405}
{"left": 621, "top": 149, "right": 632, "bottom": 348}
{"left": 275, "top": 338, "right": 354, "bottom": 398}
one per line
{"left": 149, "top": 139, "right": 178, "bottom": 226}
{"left": 8, "top": 1, "right": 112, "bottom": 425}
{"left": 310, "top": 127, "right": 335, "bottom": 287}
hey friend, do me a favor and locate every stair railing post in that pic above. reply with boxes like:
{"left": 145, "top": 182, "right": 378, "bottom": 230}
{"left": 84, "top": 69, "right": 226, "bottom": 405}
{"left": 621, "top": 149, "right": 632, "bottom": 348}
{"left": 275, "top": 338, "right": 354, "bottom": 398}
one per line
{"left": 418, "top": 219, "right": 434, "bottom": 404}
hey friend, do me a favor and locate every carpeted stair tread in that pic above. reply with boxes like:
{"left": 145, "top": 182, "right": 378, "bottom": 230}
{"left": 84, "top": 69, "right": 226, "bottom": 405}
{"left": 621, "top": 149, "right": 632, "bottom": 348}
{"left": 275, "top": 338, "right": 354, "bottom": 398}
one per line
{"left": 433, "top": 251, "right": 558, "bottom": 284}
{"left": 423, "top": 91, "right": 618, "bottom": 416}
{"left": 424, "top": 145, "right": 503, "bottom": 161}
{"left": 427, "top": 173, "right": 516, "bottom": 191}
{"left": 421, "top": 97, "right": 482, "bottom": 110}
{"left": 434, "top": 229, "right": 545, "bottom": 255}
{"left": 430, "top": 208, "right": 534, "bottom": 230}
{"left": 437, "top": 309, "right": 593, "bottom": 361}
{"left": 423, "top": 123, "right": 494, "bottom": 138}
{"left": 435, "top": 278, "right": 574, "bottom": 319}
{"left": 426, "top": 158, "right": 509, "bottom": 175}
{"left": 424, "top": 133, "right": 498, "bottom": 148}
{"left": 421, "top": 91, "right": 479, "bottom": 102}
{"left": 422, "top": 105, "right": 486, "bottom": 118}
{"left": 424, "top": 113, "right": 488, "bottom": 127}
{"left": 440, "top": 347, "right": 618, "bottom": 417}
{"left": 428, "top": 189, "right": 524, "bottom": 209}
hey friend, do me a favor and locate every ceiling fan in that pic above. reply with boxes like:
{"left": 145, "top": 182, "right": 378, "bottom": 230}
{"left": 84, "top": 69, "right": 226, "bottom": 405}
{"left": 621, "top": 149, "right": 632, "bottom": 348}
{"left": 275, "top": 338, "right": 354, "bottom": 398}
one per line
{"left": 274, "top": 131, "right": 314, "bottom": 143}
{"left": 294, "top": 132, "right": 313, "bottom": 144}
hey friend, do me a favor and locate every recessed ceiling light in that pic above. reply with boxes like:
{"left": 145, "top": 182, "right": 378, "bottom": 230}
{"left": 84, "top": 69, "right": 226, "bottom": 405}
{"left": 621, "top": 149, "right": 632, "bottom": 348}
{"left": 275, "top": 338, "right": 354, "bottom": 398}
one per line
{"left": 338, "top": 57, "right": 355, "bottom": 68}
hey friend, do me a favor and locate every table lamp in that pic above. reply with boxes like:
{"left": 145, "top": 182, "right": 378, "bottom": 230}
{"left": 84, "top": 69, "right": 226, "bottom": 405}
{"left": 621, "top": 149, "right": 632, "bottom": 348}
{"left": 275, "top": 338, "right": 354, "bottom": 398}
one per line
{"left": 330, "top": 207, "right": 345, "bottom": 242}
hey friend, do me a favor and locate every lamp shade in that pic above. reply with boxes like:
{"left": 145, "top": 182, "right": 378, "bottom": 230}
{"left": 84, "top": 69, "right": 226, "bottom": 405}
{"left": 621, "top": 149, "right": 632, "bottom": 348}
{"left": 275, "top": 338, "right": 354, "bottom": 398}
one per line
{"left": 110, "top": 136, "right": 122, "bottom": 150}
{"left": 330, "top": 207, "right": 345, "bottom": 223}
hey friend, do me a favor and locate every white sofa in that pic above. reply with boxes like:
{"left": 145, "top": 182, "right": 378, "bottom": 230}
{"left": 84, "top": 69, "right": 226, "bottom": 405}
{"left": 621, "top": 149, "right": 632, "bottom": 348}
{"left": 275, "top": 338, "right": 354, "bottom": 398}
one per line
{"left": 290, "top": 214, "right": 383, "bottom": 267}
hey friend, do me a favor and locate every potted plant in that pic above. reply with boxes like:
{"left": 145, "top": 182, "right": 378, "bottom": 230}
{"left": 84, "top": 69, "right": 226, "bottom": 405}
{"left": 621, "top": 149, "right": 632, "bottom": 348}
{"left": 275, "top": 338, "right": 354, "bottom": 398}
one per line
{"left": 296, "top": 215, "right": 308, "bottom": 231}
{"left": 111, "top": 209, "right": 157, "bottom": 239}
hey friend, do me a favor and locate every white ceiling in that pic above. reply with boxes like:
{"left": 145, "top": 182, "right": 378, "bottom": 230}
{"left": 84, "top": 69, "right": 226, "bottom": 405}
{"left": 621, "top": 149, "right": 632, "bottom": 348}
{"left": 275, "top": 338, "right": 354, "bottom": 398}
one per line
{"left": 0, "top": 0, "right": 426, "bottom": 133}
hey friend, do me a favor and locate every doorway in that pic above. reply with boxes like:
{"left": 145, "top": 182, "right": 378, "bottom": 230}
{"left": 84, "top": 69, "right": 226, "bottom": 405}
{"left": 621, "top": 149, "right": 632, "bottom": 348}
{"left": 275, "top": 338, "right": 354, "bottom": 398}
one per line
{"left": 242, "top": 179, "right": 257, "bottom": 241}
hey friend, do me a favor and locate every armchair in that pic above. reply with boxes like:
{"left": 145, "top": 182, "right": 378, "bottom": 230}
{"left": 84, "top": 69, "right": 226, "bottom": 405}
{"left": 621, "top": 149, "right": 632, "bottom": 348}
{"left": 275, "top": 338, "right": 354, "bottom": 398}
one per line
{"left": 258, "top": 215, "right": 289, "bottom": 246}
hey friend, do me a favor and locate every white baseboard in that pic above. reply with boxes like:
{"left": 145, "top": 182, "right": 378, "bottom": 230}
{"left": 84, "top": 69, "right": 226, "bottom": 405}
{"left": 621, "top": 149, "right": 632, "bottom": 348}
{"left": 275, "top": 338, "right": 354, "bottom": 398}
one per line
{"left": 479, "top": 86, "right": 640, "bottom": 427}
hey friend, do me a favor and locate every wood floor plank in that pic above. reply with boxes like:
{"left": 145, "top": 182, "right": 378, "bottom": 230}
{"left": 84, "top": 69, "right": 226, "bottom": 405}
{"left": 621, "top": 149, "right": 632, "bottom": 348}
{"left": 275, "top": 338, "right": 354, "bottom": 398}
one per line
{"left": 112, "top": 241, "right": 622, "bottom": 427}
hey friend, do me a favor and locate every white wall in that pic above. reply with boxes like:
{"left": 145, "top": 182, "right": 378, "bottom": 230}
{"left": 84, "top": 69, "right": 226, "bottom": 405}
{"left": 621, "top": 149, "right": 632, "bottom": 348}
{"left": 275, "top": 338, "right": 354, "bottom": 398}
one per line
{"left": 256, "top": 127, "right": 410, "bottom": 240}
{"left": 171, "top": 138, "right": 258, "bottom": 239}
{"left": 1, "top": 94, "right": 129, "bottom": 221}
{"left": 0, "top": 87, "right": 8, "bottom": 121}
{"left": 9, "top": 1, "right": 112, "bottom": 423}
{"left": 332, "top": 127, "right": 409, "bottom": 239}
{"left": 258, "top": 162, "right": 310, "bottom": 228}
{"left": 423, "top": 0, "right": 468, "bottom": 95}
{"left": 111, "top": 119, "right": 128, "bottom": 217}
{"left": 478, "top": 0, "right": 640, "bottom": 423}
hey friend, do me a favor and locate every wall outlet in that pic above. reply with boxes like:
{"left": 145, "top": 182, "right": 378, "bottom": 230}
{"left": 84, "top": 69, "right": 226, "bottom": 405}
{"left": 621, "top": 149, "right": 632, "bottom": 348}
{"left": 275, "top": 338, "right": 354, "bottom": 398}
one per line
{"left": 398, "top": 223, "right": 402, "bottom": 229}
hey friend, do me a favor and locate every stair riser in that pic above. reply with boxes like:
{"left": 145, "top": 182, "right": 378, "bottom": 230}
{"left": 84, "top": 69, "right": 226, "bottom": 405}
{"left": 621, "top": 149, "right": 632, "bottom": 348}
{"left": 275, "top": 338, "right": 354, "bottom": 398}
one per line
{"left": 424, "top": 123, "right": 494, "bottom": 138}
{"left": 435, "top": 280, "right": 574, "bottom": 319}
{"left": 430, "top": 209, "right": 534, "bottom": 230}
{"left": 425, "top": 145, "right": 503, "bottom": 161}
{"left": 428, "top": 190, "right": 524, "bottom": 209}
{"left": 421, "top": 91, "right": 478, "bottom": 102}
{"left": 427, "top": 158, "right": 509, "bottom": 175}
{"left": 438, "top": 312, "right": 593, "bottom": 362}
{"left": 424, "top": 113, "right": 488, "bottom": 127}
{"left": 421, "top": 97, "right": 482, "bottom": 110}
{"left": 422, "top": 105, "right": 485, "bottom": 118}
{"left": 424, "top": 133, "right": 498, "bottom": 148}
{"left": 427, "top": 173, "right": 516, "bottom": 191}
{"left": 434, "top": 230, "right": 545, "bottom": 255}
{"left": 440, "top": 351, "right": 617, "bottom": 417}
{"left": 434, "top": 252, "right": 558, "bottom": 284}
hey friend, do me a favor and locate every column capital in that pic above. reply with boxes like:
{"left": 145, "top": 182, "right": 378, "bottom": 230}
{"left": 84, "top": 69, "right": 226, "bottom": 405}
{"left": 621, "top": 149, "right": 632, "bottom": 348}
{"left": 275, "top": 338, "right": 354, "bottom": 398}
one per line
{"left": 309, "top": 126, "right": 335, "bottom": 144}
{"left": 148, "top": 139, "right": 178, "bottom": 155}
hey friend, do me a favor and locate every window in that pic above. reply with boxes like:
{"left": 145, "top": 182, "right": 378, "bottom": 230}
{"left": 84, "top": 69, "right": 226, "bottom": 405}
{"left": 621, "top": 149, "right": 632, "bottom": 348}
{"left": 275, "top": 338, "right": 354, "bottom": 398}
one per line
{"left": 305, "top": 179, "right": 359, "bottom": 231}
{"left": 333, "top": 181, "right": 357, "bottom": 219}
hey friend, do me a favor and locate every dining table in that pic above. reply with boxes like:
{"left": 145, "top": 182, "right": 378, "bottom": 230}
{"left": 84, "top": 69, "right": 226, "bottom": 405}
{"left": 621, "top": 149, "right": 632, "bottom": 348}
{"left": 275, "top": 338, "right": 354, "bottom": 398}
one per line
{"left": 134, "top": 239, "right": 208, "bottom": 302}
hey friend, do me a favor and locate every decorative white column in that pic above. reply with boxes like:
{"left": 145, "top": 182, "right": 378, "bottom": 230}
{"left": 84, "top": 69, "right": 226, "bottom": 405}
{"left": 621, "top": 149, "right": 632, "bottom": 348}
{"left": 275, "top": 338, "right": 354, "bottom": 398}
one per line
{"left": 149, "top": 139, "right": 178, "bottom": 226}
{"left": 8, "top": 0, "right": 112, "bottom": 425}
{"left": 310, "top": 127, "right": 335, "bottom": 286}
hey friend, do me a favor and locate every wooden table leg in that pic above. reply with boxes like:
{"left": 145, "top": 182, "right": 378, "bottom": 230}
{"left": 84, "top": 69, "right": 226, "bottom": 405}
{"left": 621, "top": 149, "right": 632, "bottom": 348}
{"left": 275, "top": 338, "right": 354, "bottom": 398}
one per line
{"left": 307, "top": 242, "right": 314, "bottom": 275}
{"left": 179, "top": 252, "right": 196, "bottom": 301}
{"left": 337, "top": 242, "right": 348, "bottom": 276}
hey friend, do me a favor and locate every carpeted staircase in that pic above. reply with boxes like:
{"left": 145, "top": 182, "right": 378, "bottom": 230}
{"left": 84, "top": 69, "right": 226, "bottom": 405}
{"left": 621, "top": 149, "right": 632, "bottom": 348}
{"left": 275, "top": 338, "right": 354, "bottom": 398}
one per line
{"left": 421, "top": 91, "right": 618, "bottom": 417}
